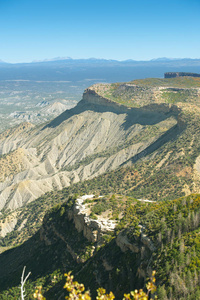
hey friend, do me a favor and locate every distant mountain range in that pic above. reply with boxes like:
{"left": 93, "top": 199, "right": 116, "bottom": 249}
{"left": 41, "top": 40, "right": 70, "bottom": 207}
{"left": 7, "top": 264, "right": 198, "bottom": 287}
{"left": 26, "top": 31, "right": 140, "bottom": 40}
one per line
{"left": 0, "top": 57, "right": 200, "bottom": 82}
{"left": 0, "top": 59, "right": 7, "bottom": 64}
{"left": 1, "top": 57, "right": 200, "bottom": 65}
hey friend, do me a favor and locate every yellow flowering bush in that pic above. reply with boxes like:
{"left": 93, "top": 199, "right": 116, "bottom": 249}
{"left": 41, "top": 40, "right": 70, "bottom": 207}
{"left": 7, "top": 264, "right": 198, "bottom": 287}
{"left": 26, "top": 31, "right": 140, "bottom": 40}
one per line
{"left": 34, "top": 271, "right": 157, "bottom": 300}
{"left": 33, "top": 286, "right": 46, "bottom": 300}
{"left": 123, "top": 271, "right": 157, "bottom": 300}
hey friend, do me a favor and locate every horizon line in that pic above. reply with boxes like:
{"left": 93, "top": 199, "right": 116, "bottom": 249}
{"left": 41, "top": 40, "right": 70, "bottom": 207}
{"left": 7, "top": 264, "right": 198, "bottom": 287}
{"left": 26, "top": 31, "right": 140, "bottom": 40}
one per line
{"left": 1, "top": 57, "right": 200, "bottom": 65}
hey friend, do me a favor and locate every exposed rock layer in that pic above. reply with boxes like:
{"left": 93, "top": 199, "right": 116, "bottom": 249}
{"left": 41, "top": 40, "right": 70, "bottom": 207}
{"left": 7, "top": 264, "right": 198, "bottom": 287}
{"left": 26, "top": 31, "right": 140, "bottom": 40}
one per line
{"left": 68, "top": 195, "right": 117, "bottom": 243}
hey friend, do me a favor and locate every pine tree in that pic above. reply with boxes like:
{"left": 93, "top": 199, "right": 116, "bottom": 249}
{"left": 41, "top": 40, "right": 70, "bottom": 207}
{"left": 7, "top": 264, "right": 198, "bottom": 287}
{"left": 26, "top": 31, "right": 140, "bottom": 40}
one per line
{"left": 157, "top": 285, "right": 168, "bottom": 300}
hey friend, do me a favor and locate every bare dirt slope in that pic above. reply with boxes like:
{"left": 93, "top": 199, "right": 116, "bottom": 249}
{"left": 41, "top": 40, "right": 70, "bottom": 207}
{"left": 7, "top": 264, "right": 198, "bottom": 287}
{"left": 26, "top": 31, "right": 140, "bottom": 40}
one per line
{"left": 0, "top": 87, "right": 178, "bottom": 212}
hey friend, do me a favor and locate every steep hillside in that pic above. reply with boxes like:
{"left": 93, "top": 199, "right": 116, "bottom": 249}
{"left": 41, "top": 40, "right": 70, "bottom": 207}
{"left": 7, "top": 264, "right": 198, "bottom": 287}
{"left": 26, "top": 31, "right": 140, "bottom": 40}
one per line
{"left": 1, "top": 193, "right": 200, "bottom": 299}
{"left": 0, "top": 82, "right": 180, "bottom": 213}
{"left": 1, "top": 77, "right": 200, "bottom": 241}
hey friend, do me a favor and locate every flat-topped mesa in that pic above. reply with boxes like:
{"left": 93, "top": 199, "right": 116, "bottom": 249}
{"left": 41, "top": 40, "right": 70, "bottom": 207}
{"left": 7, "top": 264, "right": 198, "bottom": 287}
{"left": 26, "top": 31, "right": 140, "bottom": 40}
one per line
{"left": 165, "top": 72, "right": 200, "bottom": 78}
{"left": 82, "top": 84, "right": 130, "bottom": 112}
{"left": 82, "top": 83, "right": 181, "bottom": 115}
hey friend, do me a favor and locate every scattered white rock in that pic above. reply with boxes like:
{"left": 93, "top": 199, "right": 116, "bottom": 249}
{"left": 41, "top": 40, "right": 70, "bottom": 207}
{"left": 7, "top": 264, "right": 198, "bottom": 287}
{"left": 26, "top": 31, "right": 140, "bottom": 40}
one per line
{"left": 70, "top": 195, "right": 117, "bottom": 243}
{"left": 137, "top": 199, "right": 156, "bottom": 203}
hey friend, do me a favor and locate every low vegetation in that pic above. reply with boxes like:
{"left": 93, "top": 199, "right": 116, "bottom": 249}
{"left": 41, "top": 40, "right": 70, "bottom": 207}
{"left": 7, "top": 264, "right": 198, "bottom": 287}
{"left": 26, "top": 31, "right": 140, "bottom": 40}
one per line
{"left": 33, "top": 270, "right": 157, "bottom": 300}
{"left": 95, "top": 77, "right": 200, "bottom": 109}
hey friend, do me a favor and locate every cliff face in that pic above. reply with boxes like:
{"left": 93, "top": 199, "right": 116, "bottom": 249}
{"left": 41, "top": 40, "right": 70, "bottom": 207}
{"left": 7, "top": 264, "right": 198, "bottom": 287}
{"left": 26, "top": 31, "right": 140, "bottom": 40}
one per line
{"left": 87, "top": 81, "right": 200, "bottom": 113}
{"left": 83, "top": 83, "right": 179, "bottom": 112}
{"left": 67, "top": 194, "right": 156, "bottom": 255}
{"left": 38, "top": 196, "right": 156, "bottom": 296}
{"left": 68, "top": 195, "right": 117, "bottom": 243}
{"left": 82, "top": 85, "right": 130, "bottom": 113}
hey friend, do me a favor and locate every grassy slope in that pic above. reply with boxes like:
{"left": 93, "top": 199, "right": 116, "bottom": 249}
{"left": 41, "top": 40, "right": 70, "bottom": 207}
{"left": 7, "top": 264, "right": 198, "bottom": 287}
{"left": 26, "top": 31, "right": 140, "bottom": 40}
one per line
{"left": 132, "top": 77, "right": 200, "bottom": 88}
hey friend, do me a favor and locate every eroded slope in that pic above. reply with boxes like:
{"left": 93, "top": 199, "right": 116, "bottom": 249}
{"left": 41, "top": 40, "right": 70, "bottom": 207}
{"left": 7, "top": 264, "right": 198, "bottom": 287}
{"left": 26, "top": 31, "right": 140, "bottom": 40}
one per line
{"left": 0, "top": 89, "right": 178, "bottom": 212}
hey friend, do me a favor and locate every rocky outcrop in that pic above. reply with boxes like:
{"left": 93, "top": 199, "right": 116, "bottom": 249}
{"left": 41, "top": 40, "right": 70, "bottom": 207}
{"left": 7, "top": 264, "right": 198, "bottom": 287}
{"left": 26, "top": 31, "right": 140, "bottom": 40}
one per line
{"left": 68, "top": 194, "right": 156, "bottom": 266}
{"left": 68, "top": 195, "right": 117, "bottom": 243}
{"left": 140, "top": 226, "right": 156, "bottom": 252}
{"left": 116, "top": 231, "right": 140, "bottom": 253}
{"left": 116, "top": 226, "right": 156, "bottom": 254}
{"left": 39, "top": 193, "right": 156, "bottom": 285}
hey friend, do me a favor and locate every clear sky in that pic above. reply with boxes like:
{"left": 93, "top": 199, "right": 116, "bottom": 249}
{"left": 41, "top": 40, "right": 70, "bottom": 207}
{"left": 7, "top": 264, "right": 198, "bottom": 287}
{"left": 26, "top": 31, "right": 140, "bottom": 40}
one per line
{"left": 0, "top": 0, "right": 200, "bottom": 63}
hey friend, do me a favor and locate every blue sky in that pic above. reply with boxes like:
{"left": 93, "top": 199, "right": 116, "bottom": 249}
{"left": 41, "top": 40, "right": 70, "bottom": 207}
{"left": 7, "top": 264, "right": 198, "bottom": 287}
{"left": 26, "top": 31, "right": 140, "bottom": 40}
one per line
{"left": 0, "top": 0, "right": 200, "bottom": 63}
